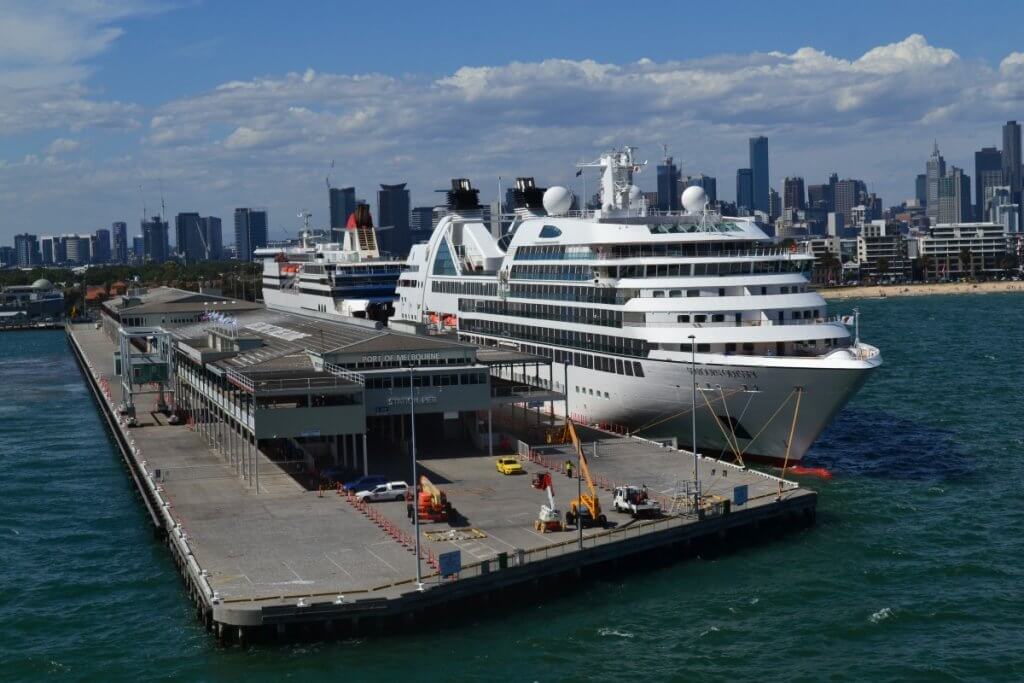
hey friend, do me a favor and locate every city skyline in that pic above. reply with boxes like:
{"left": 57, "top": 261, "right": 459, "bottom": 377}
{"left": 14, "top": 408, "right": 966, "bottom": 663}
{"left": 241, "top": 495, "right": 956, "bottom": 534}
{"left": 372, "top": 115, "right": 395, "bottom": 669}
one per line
{"left": 3, "top": 3, "right": 1024, "bottom": 242}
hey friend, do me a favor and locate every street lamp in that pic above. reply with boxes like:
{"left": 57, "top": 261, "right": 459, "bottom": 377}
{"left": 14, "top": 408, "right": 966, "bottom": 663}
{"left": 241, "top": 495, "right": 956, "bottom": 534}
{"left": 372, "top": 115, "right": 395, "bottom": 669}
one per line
{"left": 688, "top": 334, "right": 699, "bottom": 512}
{"left": 563, "top": 356, "right": 572, "bottom": 422}
{"left": 409, "top": 366, "right": 423, "bottom": 591}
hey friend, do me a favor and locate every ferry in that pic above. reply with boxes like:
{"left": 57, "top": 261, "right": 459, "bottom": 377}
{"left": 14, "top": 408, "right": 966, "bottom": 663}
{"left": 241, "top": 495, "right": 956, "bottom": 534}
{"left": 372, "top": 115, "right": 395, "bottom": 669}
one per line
{"left": 257, "top": 205, "right": 405, "bottom": 322}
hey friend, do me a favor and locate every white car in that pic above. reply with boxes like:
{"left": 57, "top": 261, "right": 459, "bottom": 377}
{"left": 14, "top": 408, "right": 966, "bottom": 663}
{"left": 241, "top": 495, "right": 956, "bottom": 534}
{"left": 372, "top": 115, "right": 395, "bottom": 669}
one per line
{"left": 355, "top": 481, "right": 409, "bottom": 502}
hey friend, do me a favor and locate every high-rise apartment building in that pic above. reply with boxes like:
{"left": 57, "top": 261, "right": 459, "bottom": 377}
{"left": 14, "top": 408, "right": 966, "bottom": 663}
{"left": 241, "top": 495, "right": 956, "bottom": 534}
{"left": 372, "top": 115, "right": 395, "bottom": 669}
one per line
{"left": 329, "top": 186, "right": 357, "bottom": 240}
{"left": 175, "top": 212, "right": 205, "bottom": 263}
{"left": 201, "top": 217, "right": 223, "bottom": 261}
{"left": 14, "top": 233, "right": 40, "bottom": 267}
{"left": 915, "top": 174, "right": 927, "bottom": 207}
{"left": 937, "top": 167, "right": 971, "bottom": 224}
{"left": 736, "top": 168, "right": 753, "bottom": 212}
{"left": 92, "top": 228, "right": 111, "bottom": 263}
{"left": 834, "top": 178, "right": 866, "bottom": 227}
{"left": 783, "top": 176, "right": 805, "bottom": 211}
{"left": 376, "top": 183, "right": 411, "bottom": 257}
{"left": 926, "top": 142, "right": 946, "bottom": 222}
{"left": 974, "top": 147, "right": 1003, "bottom": 221}
{"left": 112, "top": 221, "right": 128, "bottom": 263}
{"left": 1002, "top": 120, "right": 1022, "bottom": 196}
{"left": 233, "top": 208, "right": 268, "bottom": 261}
{"left": 132, "top": 235, "right": 145, "bottom": 261}
{"left": 142, "top": 216, "right": 170, "bottom": 263}
{"left": 64, "top": 235, "right": 91, "bottom": 264}
{"left": 749, "top": 136, "right": 769, "bottom": 213}
{"left": 40, "top": 236, "right": 56, "bottom": 265}
{"left": 656, "top": 156, "right": 681, "bottom": 212}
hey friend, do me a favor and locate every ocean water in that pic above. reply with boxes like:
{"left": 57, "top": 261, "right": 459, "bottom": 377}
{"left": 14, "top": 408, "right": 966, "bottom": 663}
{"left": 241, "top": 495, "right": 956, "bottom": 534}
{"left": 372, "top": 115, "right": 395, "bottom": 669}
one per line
{"left": 2, "top": 295, "right": 1023, "bottom": 682}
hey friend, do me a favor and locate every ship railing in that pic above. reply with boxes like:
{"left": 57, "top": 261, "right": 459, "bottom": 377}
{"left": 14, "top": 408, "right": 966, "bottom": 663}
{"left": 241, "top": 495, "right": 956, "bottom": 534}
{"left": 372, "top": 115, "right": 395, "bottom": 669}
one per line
{"left": 513, "top": 247, "right": 792, "bottom": 262}
{"left": 623, "top": 315, "right": 845, "bottom": 328}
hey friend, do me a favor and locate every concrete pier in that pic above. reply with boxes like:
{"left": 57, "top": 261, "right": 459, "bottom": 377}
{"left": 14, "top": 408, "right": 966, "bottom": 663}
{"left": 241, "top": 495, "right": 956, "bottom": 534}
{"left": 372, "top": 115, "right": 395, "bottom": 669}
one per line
{"left": 68, "top": 323, "right": 816, "bottom": 643}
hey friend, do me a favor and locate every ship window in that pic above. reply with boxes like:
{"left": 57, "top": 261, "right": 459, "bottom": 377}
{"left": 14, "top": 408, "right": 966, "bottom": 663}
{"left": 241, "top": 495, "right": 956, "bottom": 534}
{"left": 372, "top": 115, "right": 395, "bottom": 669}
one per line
{"left": 539, "top": 225, "right": 562, "bottom": 238}
{"left": 633, "top": 362, "right": 644, "bottom": 377}
{"left": 694, "top": 315, "right": 707, "bottom": 323}
{"left": 653, "top": 290, "right": 665, "bottom": 298}
{"left": 711, "top": 314, "right": 725, "bottom": 322}
{"left": 687, "top": 289, "right": 699, "bottom": 297}
{"left": 761, "top": 286, "right": 767, "bottom": 295}
{"left": 432, "top": 240, "right": 458, "bottom": 276}
{"left": 743, "top": 343, "right": 754, "bottom": 353}
{"left": 677, "top": 314, "right": 690, "bottom": 323}
{"left": 726, "top": 343, "right": 736, "bottom": 353}
{"left": 616, "top": 359, "right": 625, "bottom": 374}
{"left": 697, "top": 344, "right": 710, "bottom": 352}
{"left": 669, "top": 290, "right": 682, "bottom": 298}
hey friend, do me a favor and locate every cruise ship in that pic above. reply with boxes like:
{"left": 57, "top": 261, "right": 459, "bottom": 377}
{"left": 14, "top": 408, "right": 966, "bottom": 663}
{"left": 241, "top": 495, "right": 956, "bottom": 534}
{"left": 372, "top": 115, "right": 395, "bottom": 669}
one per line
{"left": 394, "top": 149, "right": 882, "bottom": 463}
{"left": 258, "top": 205, "right": 405, "bottom": 322}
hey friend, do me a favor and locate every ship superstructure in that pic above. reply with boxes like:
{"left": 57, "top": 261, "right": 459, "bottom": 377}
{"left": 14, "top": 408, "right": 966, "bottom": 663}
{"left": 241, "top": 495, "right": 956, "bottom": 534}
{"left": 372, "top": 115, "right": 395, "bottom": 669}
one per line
{"left": 395, "top": 150, "right": 881, "bottom": 463}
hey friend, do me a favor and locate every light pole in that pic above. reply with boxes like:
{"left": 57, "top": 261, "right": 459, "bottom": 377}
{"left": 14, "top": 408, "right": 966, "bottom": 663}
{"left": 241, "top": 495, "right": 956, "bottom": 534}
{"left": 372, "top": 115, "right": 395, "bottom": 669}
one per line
{"left": 409, "top": 366, "right": 423, "bottom": 591}
{"left": 577, "top": 445, "right": 583, "bottom": 551}
{"left": 563, "top": 357, "right": 572, "bottom": 422}
{"left": 688, "top": 334, "right": 699, "bottom": 512}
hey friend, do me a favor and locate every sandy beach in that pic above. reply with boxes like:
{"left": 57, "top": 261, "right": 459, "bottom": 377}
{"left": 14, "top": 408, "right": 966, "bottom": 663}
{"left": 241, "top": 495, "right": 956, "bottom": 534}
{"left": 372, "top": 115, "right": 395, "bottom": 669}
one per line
{"left": 819, "top": 280, "right": 1024, "bottom": 300}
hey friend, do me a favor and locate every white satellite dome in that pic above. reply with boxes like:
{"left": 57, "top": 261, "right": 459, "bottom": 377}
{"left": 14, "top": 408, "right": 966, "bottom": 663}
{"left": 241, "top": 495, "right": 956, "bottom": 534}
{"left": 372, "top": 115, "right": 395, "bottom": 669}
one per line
{"left": 542, "top": 186, "right": 573, "bottom": 215}
{"left": 681, "top": 185, "right": 708, "bottom": 213}
{"left": 628, "top": 185, "right": 642, "bottom": 202}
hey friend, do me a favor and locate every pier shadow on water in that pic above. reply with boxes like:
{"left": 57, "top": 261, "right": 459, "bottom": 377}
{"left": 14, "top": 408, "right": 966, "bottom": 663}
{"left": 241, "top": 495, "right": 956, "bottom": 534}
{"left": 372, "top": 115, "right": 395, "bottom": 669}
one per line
{"left": 803, "top": 408, "right": 974, "bottom": 481}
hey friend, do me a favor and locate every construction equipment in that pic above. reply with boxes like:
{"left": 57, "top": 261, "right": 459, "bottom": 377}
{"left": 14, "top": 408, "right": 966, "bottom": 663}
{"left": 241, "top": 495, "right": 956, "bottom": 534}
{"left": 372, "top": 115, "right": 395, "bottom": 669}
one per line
{"left": 532, "top": 472, "right": 564, "bottom": 533}
{"left": 557, "top": 420, "right": 607, "bottom": 529}
{"left": 411, "top": 474, "right": 451, "bottom": 523}
{"left": 612, "top": 485, "right": 662, "bottom": 518}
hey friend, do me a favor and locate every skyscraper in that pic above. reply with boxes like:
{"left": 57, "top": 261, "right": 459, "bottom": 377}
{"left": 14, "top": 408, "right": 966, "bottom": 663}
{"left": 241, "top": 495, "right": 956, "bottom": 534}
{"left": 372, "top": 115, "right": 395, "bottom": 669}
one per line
{"left": 14, "top": 233, "right": 40, "bottom": 267}
{"left": 329, "top": 186, "right": 357, "bottom": 239}
{"left": 656, "top": 156, "right": 681, "bottom": 212}
{"left": 141, "top": 216, "right": 169, "bottom": 263}
{"left": 175, "top": 212, "right": 205, "bottom": 263}
{"left": 974, "top": 146, "right": 1003, "bottom": 220}
{"left": 926, "top": 142, "right": 946, "bottom": 222}
{"left": 736, "top": 168, "right": 753, "bottom": 212}
{"left": 132, "top": 235, "right": 145, "bottom": 261}
{"left": 834, "top": 178, "right": 866, "bottom": 227}
{"left": 749, "top": 136, "right": 769, "bottom": 213}
{"left": 40, "top": 236, "right": 56, "bottom": 265}
{"left": 915, "top": 174, "right": 927, "bottom": 207}
{"left": 233, "top": 208, "right": 268, "bottom": 261}
{"left": 783, "top": 177, "right": 805, "bottom": 211}
{"left": 201, "top": 217, "right": 223, "bottom": 261}
{"left": 112, "top": 221, "right": 128, "bottom": 263}
{"left": 377, "top": 183, "right": 411, "bottom": 257}
{"left": 1002, "top": 120, "right": 1022, "bottom": 196}
{"left": 937, "top": 166, "right": 971, "bottom": 223}
{"left": 93, "top": 228, "right": 111, "bottom": 263}
{"left": 410, "top": 206, "right": 434, "bottom": 236}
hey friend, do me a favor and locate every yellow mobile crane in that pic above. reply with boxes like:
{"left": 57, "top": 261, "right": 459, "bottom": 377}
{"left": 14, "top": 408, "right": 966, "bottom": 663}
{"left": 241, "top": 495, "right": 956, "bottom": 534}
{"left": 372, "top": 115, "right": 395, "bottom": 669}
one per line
{"left": 556, "top": 420, "right": 607, "bottom": 529}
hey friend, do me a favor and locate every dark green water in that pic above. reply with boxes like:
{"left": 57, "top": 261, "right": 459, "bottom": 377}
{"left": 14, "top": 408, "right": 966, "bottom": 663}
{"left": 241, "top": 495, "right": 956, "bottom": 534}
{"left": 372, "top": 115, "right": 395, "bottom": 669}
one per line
{"left": 2, "top": 295, "right": 1023, "bottom": 682}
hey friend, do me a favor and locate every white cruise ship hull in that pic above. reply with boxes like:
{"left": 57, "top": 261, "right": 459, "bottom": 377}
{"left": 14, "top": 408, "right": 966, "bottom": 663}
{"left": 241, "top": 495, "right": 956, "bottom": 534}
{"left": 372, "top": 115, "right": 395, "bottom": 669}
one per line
{"left": 507, "top": 353, "right": 877, "bottom": 464}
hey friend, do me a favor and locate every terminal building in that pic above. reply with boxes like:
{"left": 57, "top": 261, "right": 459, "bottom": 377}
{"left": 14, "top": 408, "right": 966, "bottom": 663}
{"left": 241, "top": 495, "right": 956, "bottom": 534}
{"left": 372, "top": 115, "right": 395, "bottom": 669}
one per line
{"left": 109, "top": 289, "right": 559, "bottom": 490}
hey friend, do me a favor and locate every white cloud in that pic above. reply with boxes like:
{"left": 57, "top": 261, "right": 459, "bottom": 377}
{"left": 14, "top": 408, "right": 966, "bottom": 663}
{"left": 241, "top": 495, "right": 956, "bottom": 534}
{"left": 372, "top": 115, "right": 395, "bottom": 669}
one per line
{"left": 0, "top": 1, "right": 158, "bottom": 134}
{"left": 46, "top": 138, "right": 82, "bottom": 155}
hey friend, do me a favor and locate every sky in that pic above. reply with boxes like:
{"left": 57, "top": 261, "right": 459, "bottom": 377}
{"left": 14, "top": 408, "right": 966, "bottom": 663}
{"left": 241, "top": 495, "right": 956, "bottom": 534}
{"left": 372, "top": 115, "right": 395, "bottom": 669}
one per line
{"left": 3, "top": 0, "right": 1024, "bottom": 244}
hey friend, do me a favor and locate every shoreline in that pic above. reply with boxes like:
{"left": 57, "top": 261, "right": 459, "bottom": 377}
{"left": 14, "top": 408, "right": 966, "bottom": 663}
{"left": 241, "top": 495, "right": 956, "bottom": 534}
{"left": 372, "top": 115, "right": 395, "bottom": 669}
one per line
{"left": 819, "top": 281, "right": 1024, "bottom": 300}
